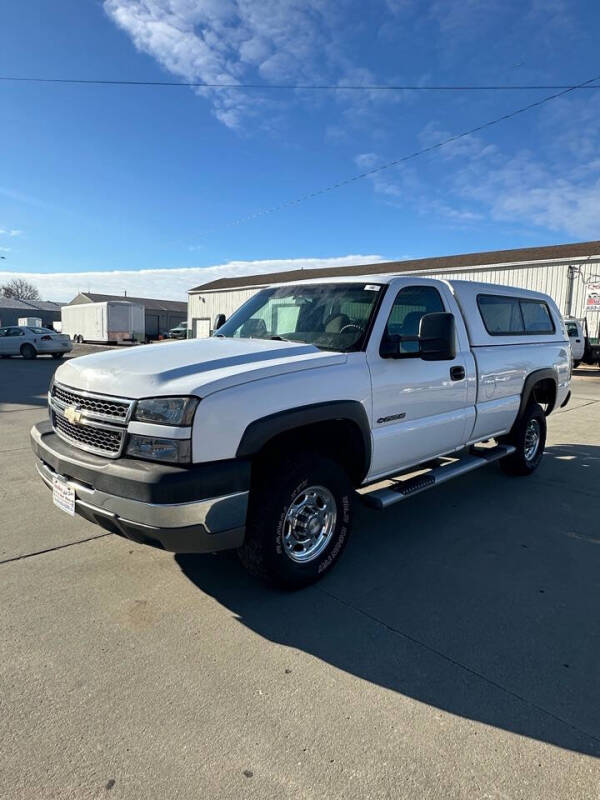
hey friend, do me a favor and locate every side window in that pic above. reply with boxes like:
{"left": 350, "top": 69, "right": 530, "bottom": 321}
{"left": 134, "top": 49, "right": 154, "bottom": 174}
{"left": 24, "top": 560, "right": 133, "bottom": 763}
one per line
{"left": 478, "top": 295, "right": 524, "bottom": 334}
{"left": 382, "top": 286, "right": 445, "bottom": 355}
{"left": 7, "top": 327, "right": 24, "bottom": 337}
{"left": 565, "top": 321, "right": 578, "bottom": 337}
{"left": 0, "top": 328, "right": 7, "bottom": 337}
{"left": 520, "top": 300, "right": 555, "bottom": 333}
{"left": 478, "top": 294, "right": 555, "bottom": 336}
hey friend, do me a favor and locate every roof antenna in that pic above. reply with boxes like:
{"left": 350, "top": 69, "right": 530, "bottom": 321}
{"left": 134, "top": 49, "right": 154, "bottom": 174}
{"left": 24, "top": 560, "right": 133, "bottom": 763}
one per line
{"left": 124, "top": 289, "right": 127, "bottom": 297}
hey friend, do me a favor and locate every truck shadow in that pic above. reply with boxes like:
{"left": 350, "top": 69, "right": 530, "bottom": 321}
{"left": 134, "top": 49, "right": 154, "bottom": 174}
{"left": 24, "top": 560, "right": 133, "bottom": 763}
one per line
{"left": 176, "top": 443, "right": 600, "bottom": 758}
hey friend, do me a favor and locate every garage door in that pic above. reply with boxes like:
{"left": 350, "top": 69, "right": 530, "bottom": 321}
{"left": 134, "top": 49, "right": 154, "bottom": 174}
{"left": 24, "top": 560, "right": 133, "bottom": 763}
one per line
{"left": 192, "top": 318, "right": 211, "bottom": 338}
{"left": 146, "top": 314, "right": 159, "bottom": 338}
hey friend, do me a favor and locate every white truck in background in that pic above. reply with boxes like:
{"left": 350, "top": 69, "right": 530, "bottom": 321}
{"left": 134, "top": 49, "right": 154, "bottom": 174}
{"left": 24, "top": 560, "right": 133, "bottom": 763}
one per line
{"left": 564, "top": 317, "right": 600, "bottom": 367}
{"left": 32, "top": 276, "right": 571, "bottom": 589}
{"left": 61, "top": 301, "right": 145, "bottom": 344}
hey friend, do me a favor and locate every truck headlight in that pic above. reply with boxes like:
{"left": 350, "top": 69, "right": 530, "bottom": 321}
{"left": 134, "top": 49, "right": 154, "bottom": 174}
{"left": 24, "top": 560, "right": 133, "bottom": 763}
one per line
{"left": 126, "top": 435, "right": 191, "bottom": 464}
{"left": 133, "top": 396, "right": 199, "bottom": 426}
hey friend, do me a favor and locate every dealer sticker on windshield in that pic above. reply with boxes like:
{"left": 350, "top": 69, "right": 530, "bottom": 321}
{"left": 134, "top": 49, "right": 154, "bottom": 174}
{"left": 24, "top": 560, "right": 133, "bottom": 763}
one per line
{"left": 52, "top": 474, "right": 75, "bottom": 516}
{"left": 364, "top": 284, "right": 381, "bottom": 291}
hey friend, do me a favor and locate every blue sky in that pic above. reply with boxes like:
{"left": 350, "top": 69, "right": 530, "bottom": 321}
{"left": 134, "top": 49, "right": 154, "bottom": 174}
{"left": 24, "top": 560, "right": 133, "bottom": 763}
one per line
{"left": 1, "top": 0, "right": 599, "bottom": 300}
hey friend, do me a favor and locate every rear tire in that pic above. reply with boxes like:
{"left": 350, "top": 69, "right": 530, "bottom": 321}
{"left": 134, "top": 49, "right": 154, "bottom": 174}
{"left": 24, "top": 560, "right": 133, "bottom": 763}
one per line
{"left": 51, "top": 353, "right": 64, "bottom": 360}
{"left": 500, "top": 402, "right": 546, "bottom": 476}
{"left": 573, "top": 360, "right": 582, "bottom": 369}
{"left": 238, "top": 452, "right": 353, "bottom": 589}
{"left": 20, "top": 344, "right": 37, "bottom": 360}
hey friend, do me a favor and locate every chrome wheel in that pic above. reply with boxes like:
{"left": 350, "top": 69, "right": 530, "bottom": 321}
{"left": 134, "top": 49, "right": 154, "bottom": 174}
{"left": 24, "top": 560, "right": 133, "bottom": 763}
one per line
{"left": 282, "top": 485, "right": 337, "bottom": 564}
{"left": 524, "top": 418, "right": 541, "bottom": 461}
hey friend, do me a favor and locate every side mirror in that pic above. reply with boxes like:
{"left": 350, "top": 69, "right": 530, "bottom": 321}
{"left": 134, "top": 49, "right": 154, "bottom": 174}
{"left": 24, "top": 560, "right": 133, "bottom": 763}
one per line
{"left": 419, "top": 312, "right": 456, "bottom": 361}
{"left": 214, "top": 313, "right": 226, "bottom": 331}
{"left": 380, "top": 333, "right": 403, "bottom": 358}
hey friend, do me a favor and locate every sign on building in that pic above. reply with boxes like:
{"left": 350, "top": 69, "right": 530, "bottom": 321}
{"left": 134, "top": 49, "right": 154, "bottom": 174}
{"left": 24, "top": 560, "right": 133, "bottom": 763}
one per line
{"left": 585, "top": 281, "right": 600, "bottom": 312}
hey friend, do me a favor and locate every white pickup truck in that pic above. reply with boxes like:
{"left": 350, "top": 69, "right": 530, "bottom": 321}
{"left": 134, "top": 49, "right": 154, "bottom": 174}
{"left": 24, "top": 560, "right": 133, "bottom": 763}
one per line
{"left": 31, "top": 276, "right": 571, "bottom": 588}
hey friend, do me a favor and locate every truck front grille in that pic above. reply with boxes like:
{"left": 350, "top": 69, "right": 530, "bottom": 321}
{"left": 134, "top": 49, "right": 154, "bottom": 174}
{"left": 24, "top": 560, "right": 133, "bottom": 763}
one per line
{"left": 53, "top": 412, "right": 124, "bottom": 457}
{"left": 51, "top": 383, "right": 131, "bottom": 421}
{"left": 49, "top": 382, "right": 132, "bottom": 457}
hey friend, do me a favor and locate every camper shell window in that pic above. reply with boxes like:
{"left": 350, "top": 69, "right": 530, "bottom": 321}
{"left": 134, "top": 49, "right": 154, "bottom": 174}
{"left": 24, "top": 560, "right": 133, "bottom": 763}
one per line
{"left": 477, "top": 294, "right": 555, "bottom": 336}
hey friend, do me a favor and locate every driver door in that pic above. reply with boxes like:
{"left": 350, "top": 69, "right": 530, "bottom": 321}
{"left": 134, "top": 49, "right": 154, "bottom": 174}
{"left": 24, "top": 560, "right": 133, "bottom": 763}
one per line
{"left": 367, "top": 284, "right": 471, "bottom": 480}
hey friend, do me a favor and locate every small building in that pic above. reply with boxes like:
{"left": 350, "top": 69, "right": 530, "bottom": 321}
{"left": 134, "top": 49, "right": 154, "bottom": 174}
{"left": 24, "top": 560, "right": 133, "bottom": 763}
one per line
{"left": 0, "top": 297, "right": 63, "bottom": 329}
{"left": 67, "top": 292, "right": 187, "bottom": 339}
{"left": 187, "top": 240, "right": 600, "bottom": 338}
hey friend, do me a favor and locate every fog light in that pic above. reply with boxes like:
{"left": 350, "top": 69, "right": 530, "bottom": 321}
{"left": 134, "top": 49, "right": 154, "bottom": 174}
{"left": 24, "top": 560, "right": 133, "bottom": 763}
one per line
{"left": 126, "top": 434, "right": 191, "bottom": 464}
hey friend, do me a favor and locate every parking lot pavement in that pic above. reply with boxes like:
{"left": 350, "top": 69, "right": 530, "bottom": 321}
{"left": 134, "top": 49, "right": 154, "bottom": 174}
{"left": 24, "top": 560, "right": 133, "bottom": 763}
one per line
{"left": 1, "top": 356, "right": 599, "bottom": 799}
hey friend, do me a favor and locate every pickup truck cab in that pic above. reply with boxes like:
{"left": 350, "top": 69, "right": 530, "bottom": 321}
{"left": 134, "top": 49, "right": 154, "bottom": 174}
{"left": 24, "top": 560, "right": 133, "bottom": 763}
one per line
{"left": 564, "top": 316, "right": 600, "bottom": 367}
{"left": 31, "top": 276, "right": 571, "bottom": 588}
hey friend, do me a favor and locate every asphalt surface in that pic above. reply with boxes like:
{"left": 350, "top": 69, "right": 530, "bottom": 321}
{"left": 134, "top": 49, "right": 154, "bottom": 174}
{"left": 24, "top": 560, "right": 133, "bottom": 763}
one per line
{"left": 1, "top": 348, "right": 599, "bottom": 799}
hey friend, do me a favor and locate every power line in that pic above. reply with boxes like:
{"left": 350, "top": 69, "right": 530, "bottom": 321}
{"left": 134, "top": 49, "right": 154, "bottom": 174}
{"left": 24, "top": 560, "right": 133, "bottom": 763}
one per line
{"left": 208, "top": 74, "right": 600, "bottom": 231}
{"left": 0, "top": 75, "right": 599, "bottom": 91}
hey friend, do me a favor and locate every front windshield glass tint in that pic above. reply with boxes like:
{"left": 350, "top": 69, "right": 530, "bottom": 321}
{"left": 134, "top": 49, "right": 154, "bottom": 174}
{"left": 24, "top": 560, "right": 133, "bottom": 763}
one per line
{"left": 216, "top": 283, "right": 383, "bottom": 352}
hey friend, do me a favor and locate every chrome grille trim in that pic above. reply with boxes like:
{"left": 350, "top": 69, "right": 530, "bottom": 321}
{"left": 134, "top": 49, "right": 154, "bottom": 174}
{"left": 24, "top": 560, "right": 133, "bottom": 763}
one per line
{"left": 51, "top": 382, "right": 134, "bottom": 423}
{"left": 52, "top": 410, "right": 126, "bottom": 458}
{"left": 49, "top": 382, "right": 133, "bottom": 458}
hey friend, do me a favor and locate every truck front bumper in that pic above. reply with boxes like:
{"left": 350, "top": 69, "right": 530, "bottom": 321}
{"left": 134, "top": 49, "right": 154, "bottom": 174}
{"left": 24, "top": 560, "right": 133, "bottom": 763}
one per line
{"left": 30, "top": 421, "right": 249, "bottom": 553}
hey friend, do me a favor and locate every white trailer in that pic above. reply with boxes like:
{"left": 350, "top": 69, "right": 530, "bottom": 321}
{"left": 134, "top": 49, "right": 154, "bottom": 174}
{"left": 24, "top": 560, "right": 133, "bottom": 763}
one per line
{"left": 18, "top": 317, "right": 43, "bottom": 328}
{"left": 61, "top": 301, "right": 145, "bottom": 344}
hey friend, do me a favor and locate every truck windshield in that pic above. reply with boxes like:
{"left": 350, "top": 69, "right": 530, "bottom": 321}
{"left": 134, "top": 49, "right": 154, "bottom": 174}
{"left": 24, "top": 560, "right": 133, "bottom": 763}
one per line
{"left": 215, "top": 283, "right": 383, "bottom": 352}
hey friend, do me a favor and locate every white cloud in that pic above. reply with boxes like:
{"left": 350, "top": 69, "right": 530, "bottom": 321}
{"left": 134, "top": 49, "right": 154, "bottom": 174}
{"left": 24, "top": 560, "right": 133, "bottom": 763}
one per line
{"left": 0, "top": 228, "right": 23, "bottom": 237}
{"left": 0, "top": 253, "right": 385, "bottom": 302}
{"left": 356, "top": 95, "right": 600, "bottom": 239}
{"left": 354, "top": 151, "right": 484, "bottom": 223}
{"left": 458, "top": 153, "right": 600, "bottom": 239}
{"left": 103, "top": 0, "right": 406, "bottom": 129}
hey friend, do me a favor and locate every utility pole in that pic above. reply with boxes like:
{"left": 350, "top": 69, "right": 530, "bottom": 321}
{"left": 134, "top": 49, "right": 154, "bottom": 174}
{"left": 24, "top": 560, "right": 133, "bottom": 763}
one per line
{"left": 565, "top": 264, "right": 578, "bottom": 317}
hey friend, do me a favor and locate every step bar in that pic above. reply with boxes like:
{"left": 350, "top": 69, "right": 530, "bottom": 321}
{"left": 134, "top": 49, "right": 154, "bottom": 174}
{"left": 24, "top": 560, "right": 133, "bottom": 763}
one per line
{"left": 362, "top": 444, "right": 516, "bottom": 510}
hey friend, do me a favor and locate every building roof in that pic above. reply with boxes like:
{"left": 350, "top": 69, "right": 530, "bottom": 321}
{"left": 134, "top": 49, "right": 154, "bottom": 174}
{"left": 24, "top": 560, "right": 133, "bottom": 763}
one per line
{"left": 0, "top": 297, "right": 62, "bottom": 311}
{"left": 0, "top": 297, "right": 34, "bottom": 310}
{"left": 71, "top": 292, "right": 186, "bottom": 313}
{"left": 189, "top": 240, "right": 600, "bottom": 293}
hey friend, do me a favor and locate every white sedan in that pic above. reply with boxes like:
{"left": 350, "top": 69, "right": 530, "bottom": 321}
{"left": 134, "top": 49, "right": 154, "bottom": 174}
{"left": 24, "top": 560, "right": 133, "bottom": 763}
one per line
{"left": 0, "top": 325, "right": 73, "bottom": 359}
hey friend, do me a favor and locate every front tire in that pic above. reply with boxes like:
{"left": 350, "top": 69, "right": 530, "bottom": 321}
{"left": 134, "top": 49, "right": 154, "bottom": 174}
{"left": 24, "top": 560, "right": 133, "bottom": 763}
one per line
{"left": 20, "top": 344, "right": 37, "bottom": 360}
{"left": 500, "top": 402, "right": 546, "bottom": 476}
{"left": 51, "top": 353, "right": 64, "bottom": 360}
{"left": 239, "top": 452, "right": 353, "bottom": 589}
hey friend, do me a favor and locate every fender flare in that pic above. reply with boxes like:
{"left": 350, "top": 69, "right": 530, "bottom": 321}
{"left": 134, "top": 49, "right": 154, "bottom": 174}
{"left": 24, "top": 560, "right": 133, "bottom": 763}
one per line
{"left": 236, "top": 400, "right": 372, "bottom": 479}
{"left": 518, "top": 368, "right": 558, "bottom": 418}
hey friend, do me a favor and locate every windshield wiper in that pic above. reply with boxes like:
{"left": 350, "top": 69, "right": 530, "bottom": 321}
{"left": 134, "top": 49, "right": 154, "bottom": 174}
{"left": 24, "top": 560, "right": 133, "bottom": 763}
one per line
{"left": 270, "top": 335, "right": 292, "bottom": 342}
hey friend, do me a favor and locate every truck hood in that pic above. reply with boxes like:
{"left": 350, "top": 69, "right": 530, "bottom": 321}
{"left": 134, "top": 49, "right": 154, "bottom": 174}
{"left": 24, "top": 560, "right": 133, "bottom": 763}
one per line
{"left": 55, "top": 337, "right": 346, "bottom": 398}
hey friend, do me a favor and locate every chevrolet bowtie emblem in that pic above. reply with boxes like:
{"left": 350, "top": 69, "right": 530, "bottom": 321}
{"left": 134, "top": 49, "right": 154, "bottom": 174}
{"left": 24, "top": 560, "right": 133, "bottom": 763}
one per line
{"left": 64, "top": 405, "right": 83, "bottom": 424}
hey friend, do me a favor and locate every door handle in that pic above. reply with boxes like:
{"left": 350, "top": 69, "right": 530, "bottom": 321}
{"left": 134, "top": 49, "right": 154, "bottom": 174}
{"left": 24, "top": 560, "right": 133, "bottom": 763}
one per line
{"left": 450, "top": 366, "right": 465, "bottom": 381}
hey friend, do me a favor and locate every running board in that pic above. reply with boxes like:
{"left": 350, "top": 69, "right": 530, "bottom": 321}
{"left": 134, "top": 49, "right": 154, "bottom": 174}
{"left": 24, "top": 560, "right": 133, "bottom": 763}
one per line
{"left": 362, "top": 444, "right": 516, "bottom": 510}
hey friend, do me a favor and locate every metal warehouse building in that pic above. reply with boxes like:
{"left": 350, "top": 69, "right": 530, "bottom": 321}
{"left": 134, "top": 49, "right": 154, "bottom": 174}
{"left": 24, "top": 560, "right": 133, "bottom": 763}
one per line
{"left": 0, "top": 297, "right": 63, "bottom": 328}
{"left": 188, "top": 240, "right": 600, "bottom": 338}
{"left": 68, "top": 292, "right": 187, "bottom": 339}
